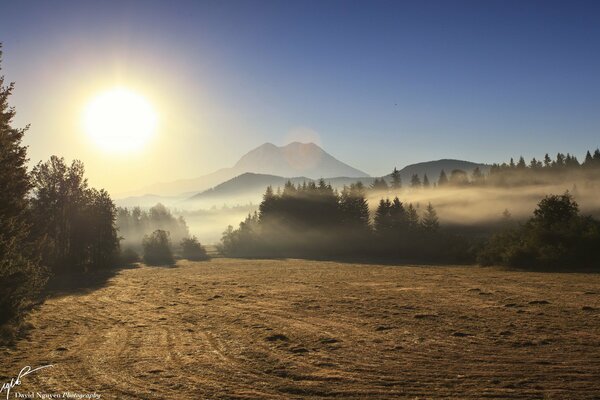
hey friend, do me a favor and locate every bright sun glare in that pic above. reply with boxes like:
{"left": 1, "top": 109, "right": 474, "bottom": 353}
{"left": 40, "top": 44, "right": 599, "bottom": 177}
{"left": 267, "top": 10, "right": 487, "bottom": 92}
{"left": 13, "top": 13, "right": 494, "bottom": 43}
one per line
{"left": 84, "top": 87, "right": 157, "bottom": 153}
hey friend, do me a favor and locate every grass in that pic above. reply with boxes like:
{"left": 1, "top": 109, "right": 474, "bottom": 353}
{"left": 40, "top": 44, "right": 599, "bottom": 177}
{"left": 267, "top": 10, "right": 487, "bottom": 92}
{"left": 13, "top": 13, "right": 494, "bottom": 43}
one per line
{"left": 1, "top": 258, "right": 599, "bottom": 399}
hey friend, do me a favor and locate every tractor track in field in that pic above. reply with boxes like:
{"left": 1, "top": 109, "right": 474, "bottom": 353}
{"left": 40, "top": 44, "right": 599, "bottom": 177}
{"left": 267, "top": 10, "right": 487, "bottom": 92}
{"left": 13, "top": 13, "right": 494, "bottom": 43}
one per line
{"left": 1, "top": 258, "right": 599, "bottom": 399}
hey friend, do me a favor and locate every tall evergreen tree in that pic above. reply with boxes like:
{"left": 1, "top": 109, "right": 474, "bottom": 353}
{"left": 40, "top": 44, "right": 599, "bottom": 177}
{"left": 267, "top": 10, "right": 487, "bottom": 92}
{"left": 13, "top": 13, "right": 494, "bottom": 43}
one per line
{"left": 421, "top": 203, "right": 440, "bottom": 232}
{"left": 422, "top": 174, "right": 430, "bottom": 188}
{"left": 543, "top": 153, "right": 552, "bottom": 168}
{"left": 406, "top": 203, "right": 420, "bottom": 229}
{"left": 438, "top": 169, "right": 448, "bottom": 186}
{"left": 0, "top": 46, "right": 46, "bottom": 326}
{"left": 471, "top": 167, "right": 484, "bottom": 184}
{"left": 410, "top": 174, "right": 421, "bottom": 188}
{"left": 374, "top": 198, "right": 392, "bottom": 234}
{"left": 584, "top": 150, "right": 593, "bottom": 166}
{"left": 390, "top": 167, "right": 402, "bottom": 189}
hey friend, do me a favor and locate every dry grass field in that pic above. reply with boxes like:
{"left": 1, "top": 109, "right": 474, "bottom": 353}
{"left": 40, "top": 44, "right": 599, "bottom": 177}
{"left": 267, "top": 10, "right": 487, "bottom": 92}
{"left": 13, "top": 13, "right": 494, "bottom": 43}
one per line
{"left": 1, "top": 259, "right": 599, "bottom": 399}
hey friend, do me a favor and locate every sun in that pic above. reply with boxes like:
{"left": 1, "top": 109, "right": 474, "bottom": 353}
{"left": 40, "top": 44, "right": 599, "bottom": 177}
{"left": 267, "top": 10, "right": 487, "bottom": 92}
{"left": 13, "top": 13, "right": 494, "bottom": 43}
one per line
{"left": 83, "top": 87, "right": 157, "bottom": 153}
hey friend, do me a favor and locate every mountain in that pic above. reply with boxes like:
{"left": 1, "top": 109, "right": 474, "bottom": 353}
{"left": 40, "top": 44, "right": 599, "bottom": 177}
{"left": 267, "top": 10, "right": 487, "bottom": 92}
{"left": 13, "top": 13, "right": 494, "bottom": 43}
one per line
{"left": 119, "top": 142, "right": 369, "bottom": 197}
{"left": 391, "top": 159, "right": 490, "bottom": 184}
{"left": 233, "top": 142, "right": 369, "bottom": 179}
{"left": 187, "top": 173, "right": 376, "bottom": 206}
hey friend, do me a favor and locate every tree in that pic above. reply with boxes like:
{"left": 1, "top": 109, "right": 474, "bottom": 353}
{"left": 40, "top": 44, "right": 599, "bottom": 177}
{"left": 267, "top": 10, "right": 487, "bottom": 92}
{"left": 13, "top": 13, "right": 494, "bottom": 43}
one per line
{"left": 410, "top": 174, "right": 421, "bottom": 188}
{"left": 471, "top": 167, "right": 484, "bottom": 184}
{"left": 340, "top": 183, "right": 370, "bottom": 231}
{"left": 389, "top": 197, "right": 407, "bottom": 231}
{"left": 421, "top": 203, "right": 440, "bottom": 232}
{"left": 181, "top": 236, "right": 209, "bottom": 261}
{"left": 390, "top": 167, "right": 402, "bottom": 189}
{"left": 584, "top": 150, "right": 593, "bottom": 166}
{"left": 449, "top": 169, "right": 469, "bottom": 185}
{"left": 30, "top": 156, "right": 119, "bottom": 272}
{"left": 0, "top": 45, "right": 46, "bottom": 327}
{"left": 516, "top": 156, "right": 527, "bottom": 169}
{"left": 406, "top": 203, "right": 420, "bottom": 229}
{"left": 532, "top": 192, "right": 579, "bottom": 227}
{"left": 142, "top": 230, "right": 174, "bottom": 265}
{"left": 370, "top": 177, "right": 389, "bottom": 191}
{"left": 422, "top": 174, "right": 430, "bottom": 188}
{"left": 438, "top": 170, "right": 448, "bottom": 186}
{"left": 479, "top": 192, "right": 600, "bottom": 269}
{"left": 374, "top": 198, "right": 392, "bottom": 234}
{"left": 543, "top": 153, "right": 552, "bottom": 168}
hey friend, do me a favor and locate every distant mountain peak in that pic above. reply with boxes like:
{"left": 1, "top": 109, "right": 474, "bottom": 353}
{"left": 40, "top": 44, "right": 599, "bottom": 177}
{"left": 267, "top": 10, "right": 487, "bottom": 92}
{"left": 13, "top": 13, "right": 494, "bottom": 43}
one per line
{"left": 233, "top": 142, "right": 369, "bottom": 179}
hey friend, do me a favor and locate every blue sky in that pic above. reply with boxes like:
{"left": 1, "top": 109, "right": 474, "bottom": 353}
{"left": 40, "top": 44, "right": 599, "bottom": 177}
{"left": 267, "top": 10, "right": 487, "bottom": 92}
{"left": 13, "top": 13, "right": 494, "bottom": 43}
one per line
{"left": 1, "top": 0, "right": 599, "bottom": 192}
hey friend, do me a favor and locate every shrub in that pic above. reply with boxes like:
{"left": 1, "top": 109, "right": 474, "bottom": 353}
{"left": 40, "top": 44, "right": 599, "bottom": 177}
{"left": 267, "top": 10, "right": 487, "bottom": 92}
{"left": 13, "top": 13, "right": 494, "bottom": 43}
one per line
{"left": 119, "top": 247, "right": 140, "bottom": 265}
{"left": 142, "top": 230, "right": 174, "bottom": 265}
{"left": 478, "top": 192, "right": 600, "bottom": 270}
{"left": 181, "top": 236, "right": 210, "bottom": 261}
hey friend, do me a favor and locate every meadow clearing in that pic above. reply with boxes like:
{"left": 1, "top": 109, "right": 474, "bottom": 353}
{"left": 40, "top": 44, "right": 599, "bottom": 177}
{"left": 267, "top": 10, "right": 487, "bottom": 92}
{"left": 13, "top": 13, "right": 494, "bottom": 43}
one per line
{"left": 1, "top": 259, "right": 599, "bottom": 399}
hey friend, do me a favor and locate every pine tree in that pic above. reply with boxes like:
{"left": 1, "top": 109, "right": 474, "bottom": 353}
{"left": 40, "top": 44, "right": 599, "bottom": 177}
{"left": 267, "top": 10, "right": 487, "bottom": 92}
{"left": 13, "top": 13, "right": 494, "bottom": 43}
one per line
{"left": 584, "top": 150, "right": 593, "bottom": 166}
{"left": 406, "top": 203, "right": 419, "bottom": 228}
{"left": 438, "top": 169, "right": 448, "bottom": 186}
{"left": 516, "top": 156, "right": 526, "bottom": 169}
{"left": 0, "top": 45, "right": 46, "bottom": 326}
{"left": 422, "top": 174, "right": 430, "bottom": 188}
{"left": 410, "top": 174, "right": 421, "bottom": 188}
{"left": 374, "top": 198, "right": 392, "bottom": 234}
{"left": 472, "top": 167, "right": 484, "bottom": 184}
{"left": 390, "top": 167, "right": 402, "bottom": 189}
{"left": 543, "top": 153, "right": 552, "bottom": 168}
{"left": 421, "top": 203, "right": 439, "bottom": 232}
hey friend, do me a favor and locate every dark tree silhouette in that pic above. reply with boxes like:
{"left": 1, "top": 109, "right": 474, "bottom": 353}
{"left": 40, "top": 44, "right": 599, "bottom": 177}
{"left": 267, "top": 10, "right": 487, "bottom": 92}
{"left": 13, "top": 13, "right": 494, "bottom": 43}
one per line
{"left": 421, "top": 203, "right": 440, "bottom": 232}
{"left": 370, "top": 177, "right": 389, "bottom": 191}
{"left": 438, "top": 169, "right": 448, "bottom": 186}
{"left": 143, "top": 230, "right": 175, "bottom": 265}
{"left": 410, "top": 174, "right": 421, "bottom": 188}
{"left": 181, "top": 236, "right": 209, "bottom": 261}
{"left": 390, "top": 167, "right": 402, "bottom": 189}
{"left": 31, "top": 156, "right": 119, "bottom": 272}
{"left": 0, "top": 46, "right": 46, "bottom": 328}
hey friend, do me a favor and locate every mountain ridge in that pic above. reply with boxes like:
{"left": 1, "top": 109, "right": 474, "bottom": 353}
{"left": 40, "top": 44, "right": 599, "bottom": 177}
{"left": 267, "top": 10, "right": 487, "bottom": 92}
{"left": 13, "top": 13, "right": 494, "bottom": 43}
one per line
{"left": 119, "top": 142, "right": 369, "bottom": 197}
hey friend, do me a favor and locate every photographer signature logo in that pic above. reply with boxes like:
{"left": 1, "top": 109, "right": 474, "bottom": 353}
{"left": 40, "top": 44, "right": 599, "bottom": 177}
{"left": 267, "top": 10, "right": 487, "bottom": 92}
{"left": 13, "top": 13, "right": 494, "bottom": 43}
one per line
{"left": 1, "top": 365, "right": 54, "bottom": 400}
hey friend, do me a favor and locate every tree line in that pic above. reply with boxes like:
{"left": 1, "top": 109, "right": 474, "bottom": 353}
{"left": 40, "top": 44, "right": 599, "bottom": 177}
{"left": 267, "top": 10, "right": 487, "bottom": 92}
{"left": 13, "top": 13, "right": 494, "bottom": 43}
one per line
{"left": 369, "top": 150, "right": 600, "bottom": 191}
{"left": 221, "top": 180, "right": 600, "bottom": 270}
{"left": 220, "top": 179, "right": 471, "bottom": 262}
{"left": 0, "top": 45, "right": 122, "bottom": 338}
{"left": 0, "top": 47, "right": 207, "bottom": 341}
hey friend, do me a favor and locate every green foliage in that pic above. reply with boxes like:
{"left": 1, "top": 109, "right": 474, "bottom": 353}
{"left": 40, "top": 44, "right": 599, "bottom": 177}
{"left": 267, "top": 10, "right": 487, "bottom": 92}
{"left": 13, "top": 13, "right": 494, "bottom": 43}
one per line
{"left": 221, "top": 182, "right": 470, "bottom": 263}
{"left": 181, "top": 236, "right": 209, "bottom": 261}
{"left": 0, "top": 46, "right": 47, "bottom": 329}
{"left": 119, "top": 247, "right": 140, "bottom": 265}
{"left": 116, "top": 203, "right": 189, "bottom": 252}
{"left": 142, "top": 230, "right": 175, "bottom": 265}
{"left": 390, "top": 167, "right": 402, "bottom": 189}
{"left": 30, "top": 156, "right": 120, "bottom": 272}
{"left": 478, "top": 193, "right": 600, "bottom": 269}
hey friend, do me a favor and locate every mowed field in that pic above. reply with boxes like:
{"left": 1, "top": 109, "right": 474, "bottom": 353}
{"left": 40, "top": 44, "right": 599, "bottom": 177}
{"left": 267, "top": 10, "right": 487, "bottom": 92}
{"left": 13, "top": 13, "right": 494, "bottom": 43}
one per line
{"left": 1, "top": 259, "right": 599, "bottom": 399}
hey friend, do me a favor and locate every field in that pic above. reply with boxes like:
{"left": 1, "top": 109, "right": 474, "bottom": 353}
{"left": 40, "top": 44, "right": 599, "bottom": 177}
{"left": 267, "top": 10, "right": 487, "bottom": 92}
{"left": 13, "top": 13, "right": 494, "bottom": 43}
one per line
{"left": 1, "top": 259, "right": 599, "bottom": 399}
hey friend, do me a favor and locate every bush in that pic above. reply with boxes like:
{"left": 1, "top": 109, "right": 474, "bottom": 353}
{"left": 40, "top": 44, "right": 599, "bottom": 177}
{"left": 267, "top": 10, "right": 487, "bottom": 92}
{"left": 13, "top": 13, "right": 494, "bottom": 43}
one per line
{"left": 181, "top": 236, "right": 210, "bottom": 261}
{"left": 478, "top": 192, "right": 600, "bottom": 270}
{"left": 142, "top": 230, "right": 174, "bottom": 265}
{"left": 119, "top": 247, "right": 140, "bottom": 265}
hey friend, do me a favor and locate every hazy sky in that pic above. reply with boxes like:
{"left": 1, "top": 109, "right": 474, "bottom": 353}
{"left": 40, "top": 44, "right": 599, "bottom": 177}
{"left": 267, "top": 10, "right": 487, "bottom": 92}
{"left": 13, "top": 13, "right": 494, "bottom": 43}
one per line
{"left": 1, "top": 0, "right": 599, "bottom": 195}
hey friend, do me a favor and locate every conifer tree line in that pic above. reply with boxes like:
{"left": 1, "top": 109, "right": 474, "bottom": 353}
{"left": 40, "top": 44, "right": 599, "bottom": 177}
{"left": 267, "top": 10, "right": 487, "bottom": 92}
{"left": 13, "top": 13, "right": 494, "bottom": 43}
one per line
{"left": 368, "top": 150, "right": 600, "bottom": 191}
{"left": 220, "top": 179, "right": 469, "bottom": 261}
